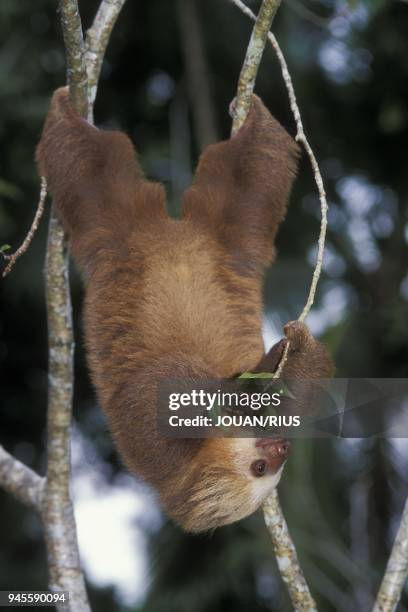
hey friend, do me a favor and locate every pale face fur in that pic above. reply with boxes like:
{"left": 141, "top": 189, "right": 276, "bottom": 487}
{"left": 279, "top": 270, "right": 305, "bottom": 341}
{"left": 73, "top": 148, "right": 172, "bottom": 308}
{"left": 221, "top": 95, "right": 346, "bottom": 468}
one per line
{"left": 164, "top": 437, "right": 286, "bottom": 533}
{"left": 230, "top": 438, "right": 285, "bottom": 505}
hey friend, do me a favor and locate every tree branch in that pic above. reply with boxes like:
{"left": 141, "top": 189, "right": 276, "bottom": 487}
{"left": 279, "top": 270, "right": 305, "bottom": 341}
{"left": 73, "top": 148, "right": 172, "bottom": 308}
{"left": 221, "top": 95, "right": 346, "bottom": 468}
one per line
{"left": 59, "top": 0, "right": 89, "bottom": 118}
{"left": 232, "top": 1, "right": 318, "bottom": 609}
{"left": 85, "top": 0, "right": 127, "bottom": 115}
{"left": 41, "top": 2, "right": 90, "bottom": 609}
{"left": 0, "top": 445, "right": 45, "bottom": 511}
{"left": 41, "top": 2, "right": 127, "bottom": 606}
{"left": 229, "top": 0, "right": 328, "bottom": 325}
{"left": 264, "top": 490, "right": 318, "bottom": 610}
{"left": 1, "top": 177, "right": 47, "bottom": 278}
{"left": 0, "top": 1, "right": 127, "bottom": 609}
{"left": 43, "top": 211, "right": 88, "bottom": 610}
{"left": 373, "top": 497, "right": 408, "bottom": 612}
{"left": 267, "top": 33, "right": 327, "bottom": 324}
{"left": 231, "top": 0, "right": 281, "bottom": 134}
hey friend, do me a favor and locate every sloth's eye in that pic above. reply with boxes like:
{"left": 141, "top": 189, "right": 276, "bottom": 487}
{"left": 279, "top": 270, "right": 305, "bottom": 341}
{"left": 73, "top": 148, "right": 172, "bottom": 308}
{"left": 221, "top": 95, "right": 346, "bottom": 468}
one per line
{"left": 251, "top": 459, "right": 267, "bottom": 477}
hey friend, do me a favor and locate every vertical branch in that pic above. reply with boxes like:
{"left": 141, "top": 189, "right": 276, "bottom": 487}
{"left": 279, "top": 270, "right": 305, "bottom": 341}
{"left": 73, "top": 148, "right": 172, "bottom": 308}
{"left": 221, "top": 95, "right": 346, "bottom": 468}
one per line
{"left": 0, "top": 0, "right": 127, "bottom": 607}
{"left": 232, "top": 1, "right": 317, "bottom": 609}
{"left": 176, "top": 0, "right": 218, "bottom": 150}
{"left": 231, "top": 0, "right": 281, "bottom": 133}
{"left": 43, "top": 1, "right": 126, "bottom": 609}
{"left": 229, "top": 0, "right": 329, "bottom": 361}
{"left": 59, "top": 0, "right": 89, "bottom": 118}
{"left": 373, "top": 497, "right": 408, "bottom": 612}
{"left": 264, "top": 491, "right": 318, "bottom": 610}
{"left": 44, "top": 217, "right": 89, "bottom": 611}
{"left": 266, "top": 31, "right": 327, "bottom": 323}
{"left": 42, "top": 2, "right": 89, "bottom": 609}
{"left": 85, "top": 0, "right": 127, "bottom": 116}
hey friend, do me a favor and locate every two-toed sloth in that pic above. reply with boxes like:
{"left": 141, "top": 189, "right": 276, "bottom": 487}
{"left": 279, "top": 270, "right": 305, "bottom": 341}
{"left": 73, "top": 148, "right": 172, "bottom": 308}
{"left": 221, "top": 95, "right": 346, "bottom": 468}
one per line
{"left": 37, "top": 88, "right": 332, "bottom": 533}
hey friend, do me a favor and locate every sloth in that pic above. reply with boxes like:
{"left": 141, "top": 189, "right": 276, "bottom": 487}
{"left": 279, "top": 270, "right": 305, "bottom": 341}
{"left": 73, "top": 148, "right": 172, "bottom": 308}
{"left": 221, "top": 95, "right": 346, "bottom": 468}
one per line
{"left": 36, "top": 88, "right": 332, "bottom": 532}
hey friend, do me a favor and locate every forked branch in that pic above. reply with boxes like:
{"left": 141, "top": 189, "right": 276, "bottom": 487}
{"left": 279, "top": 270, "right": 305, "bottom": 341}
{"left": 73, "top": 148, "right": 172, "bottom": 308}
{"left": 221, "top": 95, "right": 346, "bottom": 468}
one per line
{"left": 0, "top": 2, "right": 128, "bottom": 610}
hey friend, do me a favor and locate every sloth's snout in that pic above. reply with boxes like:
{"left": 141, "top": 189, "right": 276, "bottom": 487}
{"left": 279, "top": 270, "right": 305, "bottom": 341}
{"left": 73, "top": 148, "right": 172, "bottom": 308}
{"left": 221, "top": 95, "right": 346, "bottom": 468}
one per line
{"left": 256, "top": 437, "right": 291, "bottom": 472}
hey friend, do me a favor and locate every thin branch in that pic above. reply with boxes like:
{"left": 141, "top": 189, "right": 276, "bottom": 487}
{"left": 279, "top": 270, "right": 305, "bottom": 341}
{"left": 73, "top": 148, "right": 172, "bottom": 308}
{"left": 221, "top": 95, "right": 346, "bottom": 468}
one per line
{"left": 0, "top": 445, "right": 45, "bottom": 511}
{"left": 41, "top": 2, "right": 128, "bottom": 608}
{"left": 44, "top": 213, "right": 88, "bottom": 610}
{"left": 2, "top": 177, "right": 47, "bottom": 278}
{"left": 44, "top": 0, "right": 87, "bottom": 608}
{"left": 177, "top": 0, "right": 218, "bottom": 149}
{"left": 232, "top": 2, "right": 319, "bottom": 609}
{"left": 1, "top": 0, "right": 124, "bottom": 277}
{"left": 41, "top": 1, "right": 90, "bottom": 607}
{"left": 1, "top": 0, "right": 124, "bottom": 278}
{"left": 272, "top": 340, "right": 291, "bottom": 379}
{"left": 0, "top": 2, "right": 127, "bottom": 608}
{"left": 230, "top": 0, "right": 329, "bottom": 370}
{"left": 267, "top": 33, "right": 328, "bottom": 323}
{"left": 264, "top": 490, "right": 318, "bottom": 610}
{"left": 85, "top": 0, "right": 126, "bottom": 116}
{"left": 59, "top": 0, "right": 89, "bottom": 118}
{"left": 373, "top": 497, "right": 408, "bottom": 612}
{"left": 231, "top": 0, "right": 282, "bottom": 134}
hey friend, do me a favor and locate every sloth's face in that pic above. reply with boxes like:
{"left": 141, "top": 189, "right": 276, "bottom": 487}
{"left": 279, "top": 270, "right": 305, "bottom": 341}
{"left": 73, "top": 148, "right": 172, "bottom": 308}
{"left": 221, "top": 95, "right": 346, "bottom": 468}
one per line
{"left": 162, "top": 437, "right": 290, "bottom": 533}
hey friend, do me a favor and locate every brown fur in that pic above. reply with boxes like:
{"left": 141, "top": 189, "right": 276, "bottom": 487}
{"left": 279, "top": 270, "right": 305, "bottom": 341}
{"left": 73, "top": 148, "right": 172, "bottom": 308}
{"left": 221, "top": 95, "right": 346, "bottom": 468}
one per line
{"left": 36, "top": 88, "right": 331, "bottom": 532}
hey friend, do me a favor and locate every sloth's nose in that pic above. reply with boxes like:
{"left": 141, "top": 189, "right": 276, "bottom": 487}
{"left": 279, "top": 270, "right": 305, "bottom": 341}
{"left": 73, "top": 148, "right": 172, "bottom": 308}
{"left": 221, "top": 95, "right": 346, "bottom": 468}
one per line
{"left": 256, "top": 437, "right": 291, "bottom": 459}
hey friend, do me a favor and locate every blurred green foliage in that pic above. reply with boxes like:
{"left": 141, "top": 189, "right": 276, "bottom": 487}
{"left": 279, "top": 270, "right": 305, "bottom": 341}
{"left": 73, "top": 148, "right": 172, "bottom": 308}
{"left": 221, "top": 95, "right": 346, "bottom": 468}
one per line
{"left": 0, "top": 1, "right": 407, "bottom": 611}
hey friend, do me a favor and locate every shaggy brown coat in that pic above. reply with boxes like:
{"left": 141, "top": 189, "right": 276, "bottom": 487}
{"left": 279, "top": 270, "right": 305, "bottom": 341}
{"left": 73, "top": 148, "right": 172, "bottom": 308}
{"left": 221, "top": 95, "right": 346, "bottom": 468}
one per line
{"left": 37, "top": 89, "right": 332, "bottom": 532}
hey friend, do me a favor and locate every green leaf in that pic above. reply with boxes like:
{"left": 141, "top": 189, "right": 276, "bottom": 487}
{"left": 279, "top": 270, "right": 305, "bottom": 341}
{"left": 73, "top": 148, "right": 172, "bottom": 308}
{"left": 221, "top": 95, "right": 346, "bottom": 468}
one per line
{"left": 0, "top": 244, "right": 11, "bottom": 253}
{"left": 238, "top": 373, "right": 297, "bottom": 400}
